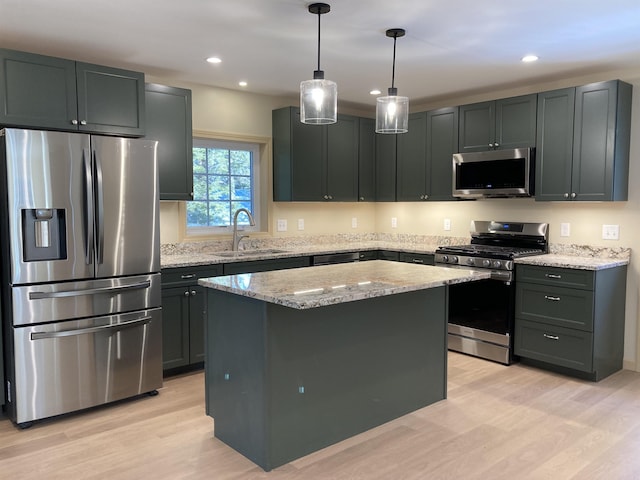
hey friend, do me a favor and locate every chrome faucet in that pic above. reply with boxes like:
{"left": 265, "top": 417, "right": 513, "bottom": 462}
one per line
{"left": 232, "top": 208, "right": 255, "bottom": 251}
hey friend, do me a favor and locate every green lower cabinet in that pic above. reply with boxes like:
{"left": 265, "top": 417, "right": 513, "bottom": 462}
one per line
{"left": 515, "top": 264, "right": 627, "bottom": 381}
{"left": 161, "top": 266, "right": 222, "bottom": 372}
{"left": 398, "top": 252, "right": 435, "bottom": 266}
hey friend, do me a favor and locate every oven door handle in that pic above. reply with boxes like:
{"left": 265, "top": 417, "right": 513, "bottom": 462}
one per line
{"left": 30, "top": 316, "right": 152, "bottom": 340}
{"left": 28, "top": 281, "right": 151, "bottom": 300}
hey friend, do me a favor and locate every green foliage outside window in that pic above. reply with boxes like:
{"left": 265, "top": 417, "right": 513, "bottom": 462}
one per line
{"left": 187, "top": 146, "right": 254, "bottom": 227}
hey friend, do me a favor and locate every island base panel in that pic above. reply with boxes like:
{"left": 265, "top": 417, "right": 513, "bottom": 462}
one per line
{"left": 206, "top": 287, "right": 448, "bottom": 471}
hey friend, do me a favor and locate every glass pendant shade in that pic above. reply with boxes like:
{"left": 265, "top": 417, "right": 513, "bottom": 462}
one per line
{"left": 376, "top": 90, "right": 409, "bottom": 133}
{"left": 300, "top": 74, "right": 337, "bottom": 124}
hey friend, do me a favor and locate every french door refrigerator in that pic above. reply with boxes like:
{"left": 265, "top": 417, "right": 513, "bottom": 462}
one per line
{"left": 0, "top": 128, "right": 162, "bottom": 427}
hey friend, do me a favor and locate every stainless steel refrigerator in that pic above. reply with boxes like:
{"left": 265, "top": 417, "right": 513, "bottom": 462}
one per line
{"left": 0, "top": 128, "right": 162, "bottom": 427}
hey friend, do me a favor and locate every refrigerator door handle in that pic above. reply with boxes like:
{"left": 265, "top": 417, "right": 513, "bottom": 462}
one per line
{"left": 30, "top": 316, "right": 152, "bottom": 340}
{"left": 93, "top": 148, "right": 105, "bottom": 265}
{"left": 83, "top": 148, "right": 94, "bottom": 265}
{"left": 28, "top": 280, "right": 152, "bottom": 300}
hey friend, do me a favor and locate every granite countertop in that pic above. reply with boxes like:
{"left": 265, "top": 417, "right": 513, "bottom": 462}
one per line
{"left": 515, "top": 254, "right": 629, "bottom": 271}
{"left": 198, "top": 260, "right": 490, "bottom": 309}
{"left": 161, "top": 241, "right": 441, "bottom": 269}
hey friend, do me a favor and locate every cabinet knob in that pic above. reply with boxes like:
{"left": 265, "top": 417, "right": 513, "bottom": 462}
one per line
{"left": 494, "top": 142, "right": 499, "bottom": 148}
{"left": 184, "top": 291, "right": 190, "bottom": 297}
{"left": 488, "top": 143, "right": 494, "bottom": 148}
{"left": 80, "top": 120, "right": 87, "bottom": 125}
{"left": 71, "top": 119, "right": 78, "bottom": 125}
{"left": 419, "top": 195, "right": 424, "bottom": 200}
{"left": 424, "top": 194, "right": 429, "bottom": 200}
{"left": 323, "top": 195, "right": 328, "bottom": 200}
{"left": 564, "top": 193, "right": 569, "bottom": 198}
{"left": 570, "top": 192, "right": 576, "bottom": 199}
{"left": 359, "top": 196, "right": 365, "bottom": 201}
{"left": 191, "top": 290, "right": 196, "bottom": 296}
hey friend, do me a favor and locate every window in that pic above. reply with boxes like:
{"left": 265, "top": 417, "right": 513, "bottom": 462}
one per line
{"left": 186, "top": 138, "right": 261, "bottom": 234}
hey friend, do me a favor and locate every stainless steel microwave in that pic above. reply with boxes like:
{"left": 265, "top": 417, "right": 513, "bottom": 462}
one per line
{"left": 452, "top": 147, "right": 534, "bottom": 198}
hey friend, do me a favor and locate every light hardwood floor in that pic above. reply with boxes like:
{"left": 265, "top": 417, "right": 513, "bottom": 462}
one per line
{"left": 1, "top": 352, "right": 640, "bottom": 479}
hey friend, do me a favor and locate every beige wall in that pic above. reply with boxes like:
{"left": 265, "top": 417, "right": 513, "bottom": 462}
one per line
{"left": 152, "top": 69, "right": 640, "bottom": 371}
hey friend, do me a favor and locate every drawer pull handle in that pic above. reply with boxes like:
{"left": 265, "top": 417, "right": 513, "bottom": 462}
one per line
{"left": 544, "top": 295, "right": 561, "bottom": 301}
{"left": 545, "top": 273, "right": 562, "bottom": 279}
{"left": 413, "top": 259, "right": 424, "bottom": 264}
{"left": 543, "top": 333, "right": 559, "bottom": 340}
{"left": 181, "top": 274, "right": 196, "bottom": 279}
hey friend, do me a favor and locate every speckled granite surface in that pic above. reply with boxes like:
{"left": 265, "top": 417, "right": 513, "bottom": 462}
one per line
{"left": 162, "top": 233, "right": 631, "bottom": 271}
{"left": 198, "top": 260, "right": 490, "bottom": 309}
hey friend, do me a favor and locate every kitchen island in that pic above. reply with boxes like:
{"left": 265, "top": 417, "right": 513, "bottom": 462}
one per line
{"left": 199, "top": 260, "right": 489, "bottom": 471}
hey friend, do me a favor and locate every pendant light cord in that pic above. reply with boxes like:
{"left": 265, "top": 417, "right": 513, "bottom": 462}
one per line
{"left": 316, "top": 11, "right": 322, "bottom": 71}
{"left": 391, "top": 35, "right": 397, "bottom": 89}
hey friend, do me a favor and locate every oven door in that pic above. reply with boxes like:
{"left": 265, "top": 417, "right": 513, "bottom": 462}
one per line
{"left": 447, "top": 276, "right": 515, "bottom": 365}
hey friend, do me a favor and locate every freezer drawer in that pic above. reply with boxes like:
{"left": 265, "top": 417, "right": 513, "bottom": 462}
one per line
{"left": 9, "top": 307, "right": 162, "bottom": 425}
{"left": 11, "top": 273, "right": 160, "bottom": 326}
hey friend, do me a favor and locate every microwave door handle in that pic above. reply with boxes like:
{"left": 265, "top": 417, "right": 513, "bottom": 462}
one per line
{"left": 93, "top": 149, "right": 105, "bottom": 265}
{"left": 28, "top": 280, "right": 151, "bottom": 300}
{"left": 83, "top": 149, "right": 94, "bottom": 265}
{"left": 30, "top": 316, "right": 152, "bottom": 340}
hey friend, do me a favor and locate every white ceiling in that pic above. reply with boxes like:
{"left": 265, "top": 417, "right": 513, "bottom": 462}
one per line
{"left": 2, "top": 0, "right": 640, "bottom": 108}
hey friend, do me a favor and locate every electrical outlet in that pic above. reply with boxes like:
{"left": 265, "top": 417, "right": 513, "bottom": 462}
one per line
{"left": 277, "top": 219, "right": 287, "bottom": 232}
{"left": 297, "top": 218, "right": 304, "bottom": 231}
{"left": 443, "top": 218, "right": 451, "bottom": 231}
{"left": 351, "top": 217, "right": 358, "bottom": 228}
{"left": 560, "top": 223, "right": 570, "bottom": 237}
{"left": 391, "top": 217, "right": 397, "bottom": 228}
{"left": 602, "top": 224, "right": 619, "bottom": 240}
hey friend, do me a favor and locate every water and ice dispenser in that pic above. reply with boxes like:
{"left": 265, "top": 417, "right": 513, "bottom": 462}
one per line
{"left": 21, "top": 208, "right": 67, "bottom": 261}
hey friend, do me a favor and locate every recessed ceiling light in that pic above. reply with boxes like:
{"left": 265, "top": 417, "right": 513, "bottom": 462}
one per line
{"left": 370, "top": 89, "right": 382, "bottom": 95}
{"left": 206, "top": 56, "right": 222, "bottom": 64}
{"left": 521, "top": 55, "right": 539, "bottom": 63}
{"left": 238, "top": 81, "right": 248, "bottom": 87}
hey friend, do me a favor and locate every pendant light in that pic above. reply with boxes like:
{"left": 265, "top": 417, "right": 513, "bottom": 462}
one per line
{"left": 376, "top": 28, "right": 409, "bottom": 134}
{"left": 300, "top": 3, "right": 337, "bottom": 125}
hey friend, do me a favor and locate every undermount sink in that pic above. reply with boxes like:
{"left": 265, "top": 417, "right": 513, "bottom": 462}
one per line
{"left": 215, "top": 249, "right": 289, "bottom": 258}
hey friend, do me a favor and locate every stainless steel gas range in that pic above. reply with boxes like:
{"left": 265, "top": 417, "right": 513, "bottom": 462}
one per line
{"left": 435, "top": 221, "right": 549, "bottom": 365}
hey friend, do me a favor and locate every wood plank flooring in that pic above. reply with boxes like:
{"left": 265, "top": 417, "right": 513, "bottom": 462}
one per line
{"left": 1, "top": 352, "right": 640, "bottom": 479}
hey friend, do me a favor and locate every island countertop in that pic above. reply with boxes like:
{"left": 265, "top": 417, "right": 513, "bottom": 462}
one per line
{"left": 198, "top": 260, "right": 489, "bottom": 309}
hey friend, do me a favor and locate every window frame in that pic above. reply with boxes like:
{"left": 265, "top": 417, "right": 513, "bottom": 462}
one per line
{"left": 180, "top": 130, "right": 271, "bottom": 240}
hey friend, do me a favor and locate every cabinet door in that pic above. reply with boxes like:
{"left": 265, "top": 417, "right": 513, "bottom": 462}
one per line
{"left": 458, "top": 101, "right": 494, "bottom": 152}
{"left": 535, "top": 88, "right": 575, "bottom": 201}
{"left": 358, "top": 118, "right": 376, "bottom": 201}
{"left": 0, "top": 48, "right": 77, "bottom": 130}
{"left": 161, "top": 286, "right": 191, "bottom": 370}
{"left": 396, "top": 112, "right": 428, "bottom": 201}
{"left": 76, "top": 62, "right": 145, "bottom": 137}
{"left": 326, "top": 114, "right": 359, "bottom": 201}
{"left": 290, "top": 110, "right": 324, "bottom": 201}
{"left": 189, "top": 285, "right": 207, "bottom": 364}
{"left": 375, "top": 133, "right": 397, "bottom": 201}
{"left": 495, "top": 94, "right": 537, "bottom": 149}
{"left": 145, "top": 83, "right": 193, "bottom": 201}
{"left": 426, "top": 107, "right": 458, "bottom": 201}
{"left": 572, "top": 80, "right": 631, "bottom": 201}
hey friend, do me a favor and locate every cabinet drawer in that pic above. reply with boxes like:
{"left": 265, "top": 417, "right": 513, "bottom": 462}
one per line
{"left": 516, "top": 265, "right": 594, "bottom": 289}
{"left": 515, "top": 319, "right": 593, "bottom": 372}
{"left": 398, "top": 252, "right": 435, "bottom": 265}
{"left": 516, "top": 282, "right": 594, "bottom": 331}
{"left": 162, "top": 265, "right": 222, "bottom": 286}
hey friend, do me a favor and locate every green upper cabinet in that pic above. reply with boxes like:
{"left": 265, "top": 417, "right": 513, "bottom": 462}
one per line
{"left": 273, "top": 106, "right": 359, "bottom": 202}
{"left": 459, "top": 94, "right": 537, "bottom": 152}
{"left": 535, "top": 80, "right": 632, "bottom": 202}
{"left": 396, "top": 112, "right": 428, "bottom": 201}
{"left": 390, "top": 108, "right": 459, "bottom": 202}
{"left": 0, "top": 48, "right": 145, "bottom": 136}
{"left": 145, "top": 83, "right": 193, "bottom": 201}
{"left": 358, "top": 117, "right": 376, "bottom": 202}
{"left": 374, "top": 131, "right": 397, "bottom": 201}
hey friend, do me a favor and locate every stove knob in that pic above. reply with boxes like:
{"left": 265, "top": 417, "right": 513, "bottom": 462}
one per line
{"left": 493, "top": 260, "right": 502, "bottom": 269}
{"left": 451, "top": 256, "right": 459, "bottom": 264}
{"left": 482, "top": 259, "right": 491, "bottom": 267}
{"left": 466, "top": 258, "right": 475, "bottom": 266}
{"left": 442, "top": 255, "right": 449, "bottom": 263}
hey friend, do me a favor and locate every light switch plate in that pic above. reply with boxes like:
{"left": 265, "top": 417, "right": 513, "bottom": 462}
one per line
{"left": 391, "top": 217, "right": 397, "bottom": 228}
{"left": 602, "top": 224, "right": 619, "bottom": 240}
{"left": 277, "top": 219, "right": 287, "bottom": 232}
{"left": 297, "top": 218, "right": 304, "bottom": 230}
{"left": 443, "top": 218, "right": 451, "bottom": 231}
{"left": 351, "top": 217, "right": 358, "bottom": 228}
{"left": 560, "top": 223, "right": 570, "bottom": 237}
